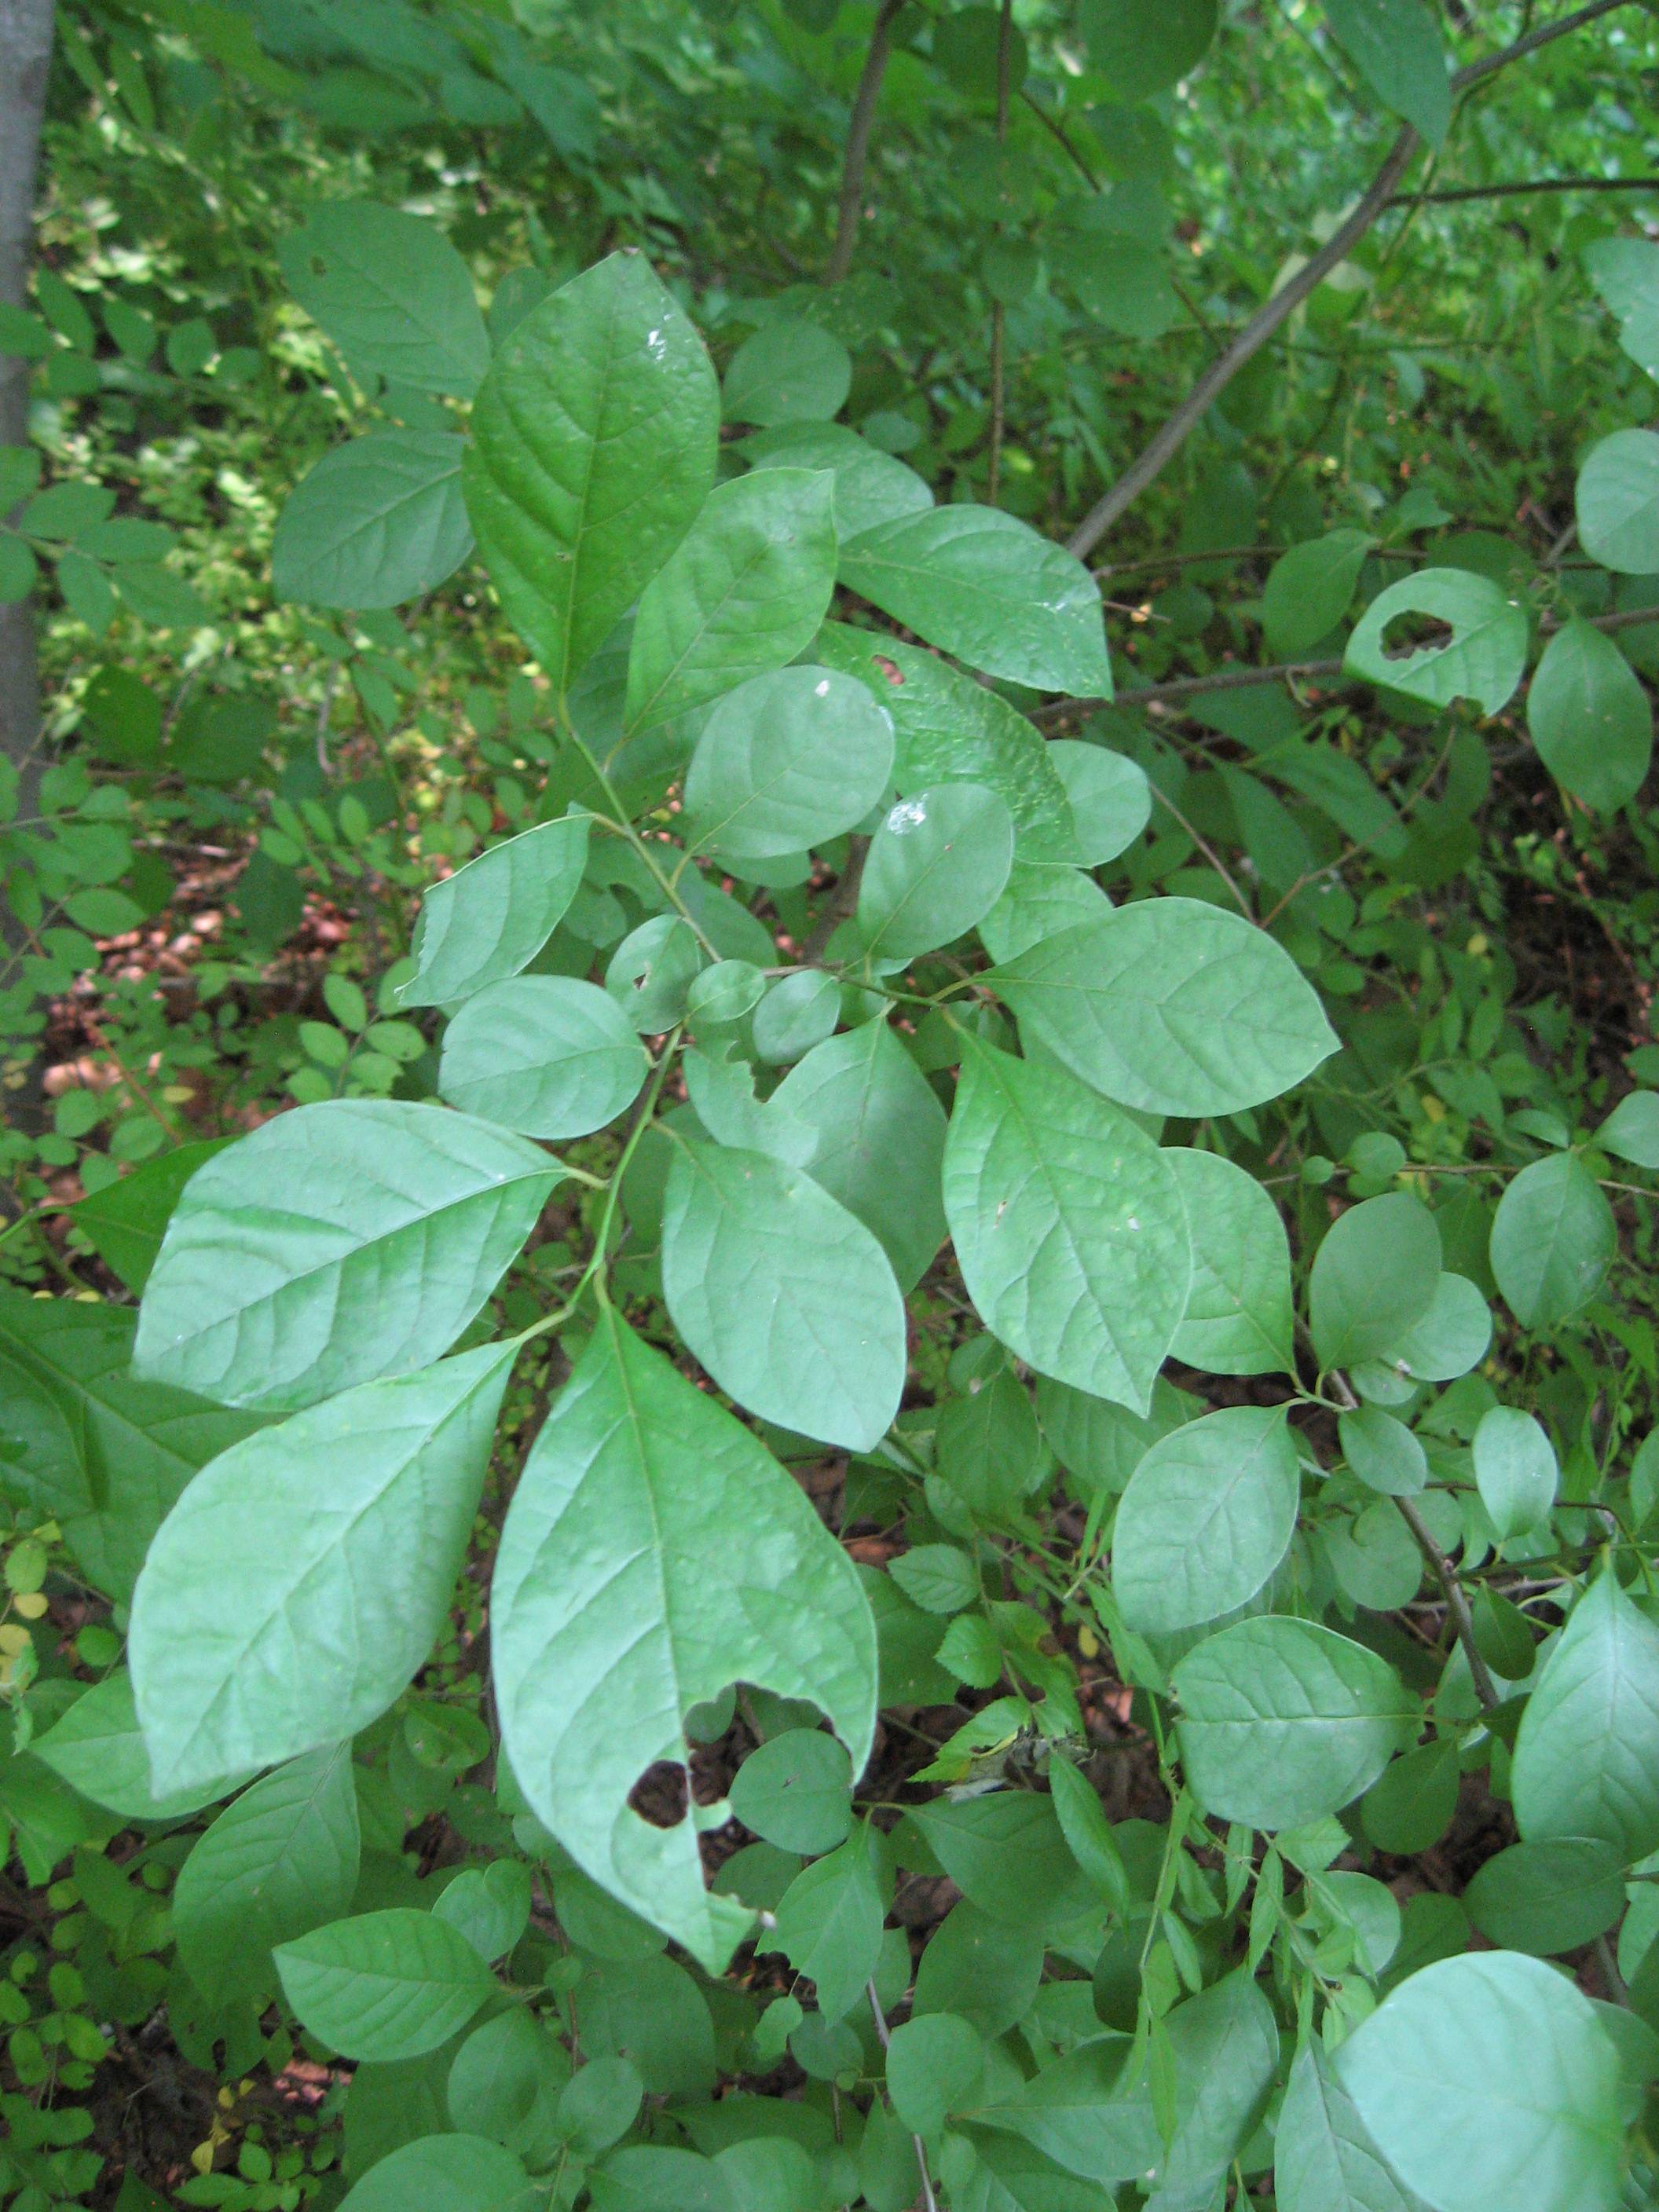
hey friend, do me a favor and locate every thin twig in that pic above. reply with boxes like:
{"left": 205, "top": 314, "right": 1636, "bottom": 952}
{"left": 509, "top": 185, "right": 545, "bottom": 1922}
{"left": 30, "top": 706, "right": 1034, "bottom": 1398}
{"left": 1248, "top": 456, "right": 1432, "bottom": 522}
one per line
{"left": 866, "top": 1980, "right": 939, "bottom": 2212}
{"left": 826, "top": 0, "right": 906, "bottom": 284}
{"left": 802, "top": 834, "right": 870, "bottom": 962}
{"left": 1148, "top": 781, "right": 1254, "bottom": 917}
{"left": 1390, "top": 172, "right": 1659, "bottom": 205}
{"left": 1396, "top": 1493, "right": 1502, "bottom": 1711}
{"left": 986, "top": 0, "right": 1014, "bottom": 505}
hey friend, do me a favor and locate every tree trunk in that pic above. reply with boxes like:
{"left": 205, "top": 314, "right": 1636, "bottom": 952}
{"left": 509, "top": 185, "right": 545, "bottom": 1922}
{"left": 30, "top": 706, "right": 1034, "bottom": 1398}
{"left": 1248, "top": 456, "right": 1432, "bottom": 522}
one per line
{"left": 0, "top": 0, "right": 55, "bottom": 795}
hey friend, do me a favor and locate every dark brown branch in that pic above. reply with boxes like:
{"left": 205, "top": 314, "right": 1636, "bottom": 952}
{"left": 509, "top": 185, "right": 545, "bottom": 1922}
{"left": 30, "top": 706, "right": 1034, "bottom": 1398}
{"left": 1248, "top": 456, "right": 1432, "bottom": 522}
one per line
{"left": 1395, "top": 1494, "right": 1502, "bottom": 1711}
{"left": 826, "top": 0, "right": 906, "bottom": 284}
{"left": 1064, "top": 0, "right": 1639, "bottom": 560}
{"left": 1390, "top": 172, "right": 1659, "bottom": 206}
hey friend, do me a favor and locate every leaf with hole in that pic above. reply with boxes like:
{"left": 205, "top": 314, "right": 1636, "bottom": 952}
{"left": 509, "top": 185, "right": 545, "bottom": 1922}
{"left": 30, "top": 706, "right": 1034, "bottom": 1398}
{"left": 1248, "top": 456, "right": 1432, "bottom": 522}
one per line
{"left": 1344, "top": 569, "right": 1528, "bottom": 714}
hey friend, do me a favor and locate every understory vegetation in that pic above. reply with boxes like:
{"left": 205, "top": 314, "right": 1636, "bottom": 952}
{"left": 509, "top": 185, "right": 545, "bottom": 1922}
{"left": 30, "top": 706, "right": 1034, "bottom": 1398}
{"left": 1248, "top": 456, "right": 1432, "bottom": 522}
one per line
{"left": 5, "top": 2, "right": 1659, "bottom": 2207}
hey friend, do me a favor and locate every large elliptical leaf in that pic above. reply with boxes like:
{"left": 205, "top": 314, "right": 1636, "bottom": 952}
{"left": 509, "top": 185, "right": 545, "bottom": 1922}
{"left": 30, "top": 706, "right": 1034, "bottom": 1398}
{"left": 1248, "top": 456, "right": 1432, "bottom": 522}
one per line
{"left": 1344, "top": 569, "right": 1528, "bottom": 715}
{"left": 990, "top": 899, "right": 1338, "bottom": 1115}
{"left": 1275, "top": 2039, "right": 1422, "bottom": 2212}
{"left": 491, "top": 1309, "right": 877, "bottom": 1968}
{"left": 272, "top": 431, "right": 473, "bottom": 610}
{"left": 941, "top": 1037, "right": 1189, "bottom": 1415}
{"left": 130, "top": 1342, "right": 516, "bottom": 1796}
{"left": 1166, "top": 1147, "right": 1295, "bottom": 1375}
{"left": 1511, "top": 1571, "right": 1659, "bottom": 1860}
{"left": 463, "top": 252, "right": 719, "bottom": 695}
{"left": 438, "top": 976, "right": 648, "bottom": 1139}
{"left": 275, "top": 1908, "right": 496, "bottom": 2062}
{"left": 1489, "top": 1151, "right": 1617, "bottom": 1328}
{"left": 660, "top": 1137, "right": 906, "bottom": 1450}
{"left": 173, "top": 1745, "right": 361, "bottom": 2003}
{"left": 1527, "top": 619, "right": 1652, "bottom": 813}
{"left": 134, "top": 1101, "right": 559, "bottom": 1411}
{"left": 681, "top": 663, "right": 894, "bottom": 862}
{"left": 32, "top": 1670, "right": 247, "bottom": 1820}
{"left": 1111, "top": 1406, "right": 1299, "bottom": 1632}
{"left": 1322, "top": 0, "right": 1449, "bottom": 144}
{"left": 838, "top": 504, "right": 1112, "bottom": 696}
{"left": 277, "top": 202, "right": 490, "bottom": 397}
{"left": 1335, "top": 1952, "right": 1624, "bottom": 2212}
{"left": 624, "top": 467, "right": 837, "bottom": 734}
{"left": 399, "top": 816, "right": 590, "bottom": 1010}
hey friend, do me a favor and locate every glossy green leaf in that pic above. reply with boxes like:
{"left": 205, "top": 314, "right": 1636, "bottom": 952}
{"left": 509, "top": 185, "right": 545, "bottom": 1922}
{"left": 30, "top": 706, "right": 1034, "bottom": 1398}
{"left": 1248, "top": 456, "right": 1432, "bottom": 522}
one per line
{"left": 1472, "top": 1406, "right": 1558, "bottom": 1540}
{"left": 857, "top": 784, "right": 1014, "bottom": 961}
{"left": 173, "top": 1746, "right": 361, "bottom": 2001}
{"left": 338, "top": 2135, "right": 534, "bottom": 2212}
{"left": 1112, "top": 1406, "right": 1299, "bottom": 1632}
{"left": 814, "top": 625, "right": 1080, "bottom": 862}
{"left": 682, "top": 665, "right": 895, "bottom": 861}
{"left": 979, "top": 860, "right": 1113, "bottom": 962}
{"left": 1156, "top": 1972, "right": 1281, "bottom": 2203}
{"left": 990, "top": 899, "right": 1338, "bottom": 1115}
{"left": 436, "top": 1862, "right": 533, "bottom": 1962}
{"left": 1174, "top": 1618, "right": 1417, "bottom": 1829}
{"left": 279, "top": 203, "right": 489, "bottom": 397}
{"left": 1309, "top": 1193, "right": 1441, "bottom": 1371}
{"left": 624, "top": 468, "right": 837, "bottom": 734}
{"left": 1336, "top": 1952, "right": 1623, "bottom": 2212}
{"left": 1323, "top": 0, "right": 1448, "bottom": 143}
{"left": 490, "top": 1309, "right": 877, "bottom": 1968}
{"left": 275, "top": 1907, "right": 496, "bottom": 2060}
{"left": 729, "top": 1730, "right": 853, "bottom": 1855}
{"left": 1528, "top": 621, "right": 1651, "bottom": 811}
{"left": 740, "top": 423, "right": 931, "bottom": 538}
{"left": 130, "top": 1342, "right": 515, "bottom": 1795}
{"left": 661, "top": 1134, "right": 906, "bottom": 1449}
{"left": 1167, "top": 1147, "right": 1295, "bottom": 1375}
{"left": 1512, "top": 1572, "right": 1659, "bottom": 1860}
{"left": 1262, "top": 529, "right": 1374, "bottom": 657}
{"left": 1489, "top": 1152, "right": 1616, "bottom": 1328}
{"left": 1577, "top": 429, "right": 1659, "bottom": 574}
{"left": 1464, "top": 1837, "right": 1626, "bottom": 1957}
{"left": 1274, "top": 2039, "right": 1421, "bottom": 2212}
{"left": 1344, "top": 569, "right": 1528, "bottom": 714}
{"left": 33, "top": 1669, "right": 245, "bottom": 1821}
{"left": 839, "top": 505, "right": 1112, "bottom": 696}
{"left": 134, "top": 1102, "right": 558, "bottom": 1410}
{"left": 463, "top": 254, "right": 719, "bottom": 694}
{"left": 438, "top": 976, "right": 647, "bottom": 1138}
{"left": 273, "top": 431, "right": 472, "bottom": 609}
{"left": 723, "top": 317, "right": 851, "bottom": 426}
{"left": 750, "top": 969, "right": 839, "bottom": 1066}
{"left": 399, "top": 817, "right": 591, "bottom": 1010}
{"left": 942, "top": 1037, "right": 1190, "bottom": 1415}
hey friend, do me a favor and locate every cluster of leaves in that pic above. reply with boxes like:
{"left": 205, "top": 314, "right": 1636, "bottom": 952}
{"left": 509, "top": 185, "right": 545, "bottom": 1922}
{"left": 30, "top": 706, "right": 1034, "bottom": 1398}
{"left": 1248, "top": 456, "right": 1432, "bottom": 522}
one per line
{"left": 7, "top": 2, "right": 1659, "bottom": 2210}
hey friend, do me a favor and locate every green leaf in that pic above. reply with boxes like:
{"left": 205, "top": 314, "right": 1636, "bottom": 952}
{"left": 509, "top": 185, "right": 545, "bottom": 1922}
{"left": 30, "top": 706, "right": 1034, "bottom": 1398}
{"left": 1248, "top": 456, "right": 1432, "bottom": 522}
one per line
{"left": 1044, "top": 1758, "right": 1130, "bottom": 1916}
{"left": 1274, "top": 2039, "right": 1422, "bottom": 2212}
{"left": 399, "top": 818, "right": 591, "bottom": 1010}
{"left": 1047, "top": 740, "right": 1150, "bottom": 866}
{"left": 990, "top": 899, "right": 1338, "bottom": 1115}
{"left": 279, "top": 203, "right": 489, "bottom": 396}
{"left": 556, "top": 2056, "right": 643, "bottom": 2156}
{"left": 606, "top": 915, "right": 705, "bottom": 1030}
{"left": 590, "top": 2146, "right": 731, "bottom": 2212}
{"left": 1344, "top": 569, "right": 1528, "bottom": 714}
{"left": 1339, "top": 1404, "right": 1427, "bottom": 1499}
{"left": 1309, "top": 1193, "right": 1441, "bottom": 1371}
{"left": 439, "top": 977, "right": 647, "bottom": 1138}
{"left": 751, "top": 969, "right": 840, "bottom": 1066}
{"left": 963, "top": 2036, "right": 1159, "bottom": 2185}
{"left": 763, "top": 1833, "right": 884, "bottom": 2020}
{"left": 1527, "top": 621, "right": 1651, "bottom": 811}
{"left": 1335, "top": 1952, "right": 1623, "bottom": 2212}
{"left": 34, "top": 1669, "right": 245, "bottom": 1820}
{"left": 888, "top": 1544, "right": 980, "bottom": 1615}
{"left": 275, "top": 1908, "right": 496, "bottom": 2060}
{"left": 1472, "top": 1407, "right": 1558, "bottom": 1541}
{"left": 1599, "top": 1090, "right": 1659, "bottom": 1169}
{"left": 1174, "top": 1619, "right": 1417, "bottom": 1829}
{"left": 435, "top": 1862, "right": 533, "bottom": 1962}
{"left": 980, "top": 861, "right": 1113, "bottom": 962}
{"left": 1361, "top": 1740, "right": 1459, "bottom": 1856}
{"left": 1512, "top": 1572, "right": 1659, "bottom": 1860}
{"left": 840, "top": 506, "right": 1112, "bottom": 697}
{"left": 463, "top": 253, "right": 719, "bottom": 694}
{"left": 730, "top": 1730, "right": 853, "bottom": 1855}
{"left": 1585, "top": 236, "right": 1659, "bottom": 382}
{"left": 857, "top": 784, "right": 1014, "bottom": 961}
{"left": 1112, "top": 1406, "right": 1300, "bottom": 1632}
{"left": 740, "top": 423, "right": 932, "bottom": 539}
{"left": 129, "top": 1342, "right": 515, "bottom": 1795}
{"left": 814, "top": 625, "right": 1080, "bottom": 862}
{"left": 1464, "top": 1838, "right": 1626, "bottom": 1957}
{"left": 1577, "top": 429, "right": 1659, "bottom": 574}
{"left": 661, "top": 1135, "right": 906, "bottom": 1449}
{"left": 886, "top": 2012, "right": 983, "bottom": 2139}
{"left": 1157, "top": 1972, "right": 1281, "bottom": 2202}
{"left": 1078, "top": 0, "right": 1218, "bottom": 101}
{"left": 336, "top": 2134, "right": 534, "bottom": 2212}
{"left": 65, "top": 1139, "right": 225, "bottom": 1296}
{"left": 1166, "top": 1147, "right": 1295, "bottom": 1375}
{"left": 1489, "top": 1153, "right": 1616, "bottom": 1328}
{"left": 134, "top": 1102, "right": 558, "bottom": 1409}
{"left": 1386, "top": 1272, "right": 1491, "bottom": 1383}
{"left": 1262, "top": 530, "right": 1375, "bottom": 657}
{"left": 723, "top": 318, "right": 851, "bottom": 427}
{"left": 0, "top": 1290, "right": 260, "bottom": 1601}
{"left": 273, "top": 432, "right": 472, "bottom": 609}
{"left": 941, "top": 1037, "right": 1190, "bottom": 1415}
{"left": 1323, "top": 0, "right": 1448, "bottom": 142}
{"left": 490, "top": 1309, "right": 877, "bottom": 1969}
{"left": 904, "top": 1793, "right": 1096, "bottom": 1932}
{"left": 682, "top": 665, "right": 895, "bottom": 861}
{"left": 624, "top": 468, "right": 837, "bottom": 735}
{"left": 173, "top": 1746, "right": 361, "bottom": 2003}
